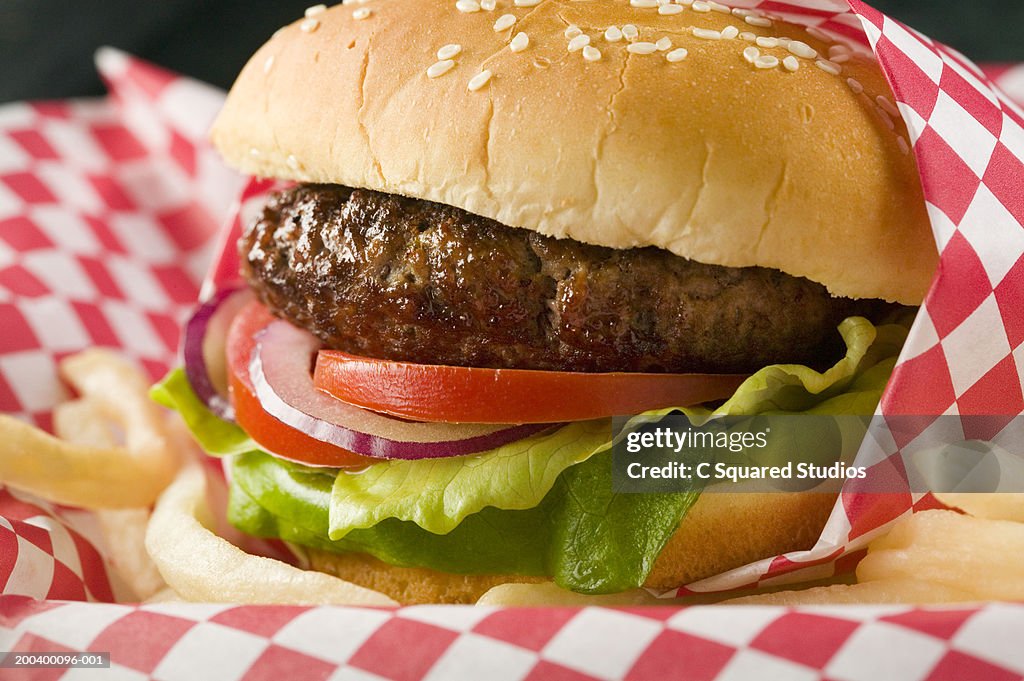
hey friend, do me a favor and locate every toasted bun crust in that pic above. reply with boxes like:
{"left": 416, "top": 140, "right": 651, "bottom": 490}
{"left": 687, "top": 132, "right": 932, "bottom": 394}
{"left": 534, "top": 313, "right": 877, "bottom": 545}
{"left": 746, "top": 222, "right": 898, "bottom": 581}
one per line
{"left": 212, "top": 0, "right": 936, "bottom": 304}
{"left": 306, "top": 491, "right": 835, "bottom": 605}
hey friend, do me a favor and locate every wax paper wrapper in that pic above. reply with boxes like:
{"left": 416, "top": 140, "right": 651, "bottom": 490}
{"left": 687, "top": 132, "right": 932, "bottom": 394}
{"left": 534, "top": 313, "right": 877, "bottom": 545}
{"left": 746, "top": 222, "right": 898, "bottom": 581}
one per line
{"left": 2, "top": 0, "right": 1024, "bottom": 678}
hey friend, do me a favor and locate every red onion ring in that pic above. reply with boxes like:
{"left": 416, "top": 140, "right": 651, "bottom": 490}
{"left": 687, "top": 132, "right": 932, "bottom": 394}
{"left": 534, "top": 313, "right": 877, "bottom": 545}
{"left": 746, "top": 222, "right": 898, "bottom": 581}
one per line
{"left": 249, "top": 320, "right": 555, "bottom": 460}
{"left": 182, "top": 287, "right": 252, "bottom": 419}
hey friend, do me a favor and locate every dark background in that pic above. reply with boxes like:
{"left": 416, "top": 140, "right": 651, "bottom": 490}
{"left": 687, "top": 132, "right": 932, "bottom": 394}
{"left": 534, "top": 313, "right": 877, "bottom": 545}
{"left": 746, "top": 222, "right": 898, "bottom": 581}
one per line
{"left": 1, "top": 0, "right": 1022, "bottom": 104}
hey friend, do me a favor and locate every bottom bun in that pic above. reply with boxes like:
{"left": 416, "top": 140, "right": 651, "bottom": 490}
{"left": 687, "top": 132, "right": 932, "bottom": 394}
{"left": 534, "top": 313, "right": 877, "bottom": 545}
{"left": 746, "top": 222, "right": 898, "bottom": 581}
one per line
{"left": 307, "top": 552, "right": 547, "bottom": 605}
{"left": 306, "top": 492, "right": 837, "bottom": 605}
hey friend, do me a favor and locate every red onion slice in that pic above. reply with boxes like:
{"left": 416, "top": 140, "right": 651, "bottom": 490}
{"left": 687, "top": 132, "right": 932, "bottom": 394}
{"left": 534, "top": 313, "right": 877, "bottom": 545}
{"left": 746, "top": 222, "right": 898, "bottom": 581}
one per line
{"left": 182, "top": 287, "right": 252, "bottom": 419}
{"left": 250, "top": 320, "right": 555, "bottom": 460}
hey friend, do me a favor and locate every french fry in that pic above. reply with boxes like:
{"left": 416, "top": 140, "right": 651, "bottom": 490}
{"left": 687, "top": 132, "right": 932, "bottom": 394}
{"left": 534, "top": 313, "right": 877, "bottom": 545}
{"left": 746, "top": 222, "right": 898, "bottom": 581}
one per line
{"left": 857, "top": 510, "right": 1024, "bottom": 601}
{"left": 52, "top": 367, "right": 171, "bottom": 600}
{"left": 0, "top": 350, "right": 178, "bottom": 509}
{"left": 726, "top": 509, "right": 1024, "bottom": 605}
{"left": 96, "top": 509, "right": 167, "bottom": 601}
{"left": 59, "top": 350, "right": 173, "bottom": 459}
{"left": 53, "top": 398, "right": 116, "bottom": 449}
{"left": 145, "top": 463, "right": 398, "bottom": 606}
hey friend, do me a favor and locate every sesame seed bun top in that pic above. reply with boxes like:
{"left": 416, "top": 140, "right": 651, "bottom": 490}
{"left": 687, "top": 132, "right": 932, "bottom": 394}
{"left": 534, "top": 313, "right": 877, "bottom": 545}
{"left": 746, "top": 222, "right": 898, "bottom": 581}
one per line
{"left": 211, "top": 0, "right": 937, "bottom": 305}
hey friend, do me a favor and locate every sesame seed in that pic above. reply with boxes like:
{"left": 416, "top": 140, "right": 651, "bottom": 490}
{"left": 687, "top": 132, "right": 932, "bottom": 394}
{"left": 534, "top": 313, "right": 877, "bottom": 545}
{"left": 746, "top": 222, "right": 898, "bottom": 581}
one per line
{"left": 514, "top": 0, "right": 540, "bottom": 6}
{"left": 806, "top": 26, "right": 831, "bottom": 42}
{"left": 468, "top": 69, "right": 493, "bottom": 91}
{"left": 743, "top": 46, "right": 759, "bottom": 63}
{"left": 756, "top": 36, "right": 779, "bottom": 48}
{"left": 897, "top": 136, "right": 910, "bottom": 155}
{"left": 692, "top": 27, "right": 722, "bottom": 40}
{"left": 300, "top": 17, "right": 320, "bottom": 32}
{"left": 427, "top": 59, "right": 456, "bottom": 78}
{"left": 708, "top": 1, "right": 731, "bottom": 13}
{"left": 831, "top": 53, "right": 850, "bottom": 63}
{"left": 605, "top": 26, "right": 623, "bottom": 42}
{"left": 352, "top": 7, "right": 372, "bottom": 19}
{"left": 656, "top": 37, "right": 672, "bottom": 51}
{"left": 744, "top": 15, "right": 771, "bottom": 27}
{"left": 828, "top": 44, "right": 850, "bottom": 58}
{"left": 627, "top": 41, "right": 658, "bottom": 54}
{"left": 679, "top": 0, "right": 694, "bottom": 5}
{"left": 456, "top": 0, "right": 480, "bottom": 12}
{"left": 847, "top": 78, "right": 863, "bottom": 94}
{"left": 287, "top": 154, "right": 301, "bottom": 170}
{"left": 305, "top": 4, "right": 326, "bottom": 17}
{"left": 666, "top": 47, "right": 688, "bottom": 62}
{"left": 731, "top": 8, "right": 753, "bottom": 17}
{"left": 755, "top": 55, "right": 779, "bottom": 69}
{"left": 437, "top": 43, "right": 462, "bottom": 59}
{"left": 263, "top": 55, "right": 275, "bottom": 73}
{"left": 583, "top": 45, "right": 602, "bottom": 61}
{"left": 658, "top": 4, "right": 683, "bottom": 14}
{"left": 493, "top": 13, "right": 515, "bottom": 30}
{"left": 565, "top": 24, "right": 582, "bottom": 38}
{"left": 691, "top": 1, "right": 711, "bottom": 12}
{"left": 721, "top": 25, "right": 740, "bottom": 40}
{"left": 622, "top": 24, "right": 639, "bottom": 40}
{"left": 510, "top": 32, "right": 529, "bottom": 52}
{"left": 875, "top": 106, "right": 895, "bottom": 130}
{"left": 876, "top": 95, "right": 900, "bottom": 117}
{"left": 787, "top": 40, "right": 816, "bottom": 59}
{"left": 739, "top": 31, "right": 756, "bottom": 41}
{"left": 481, "top": 0, "right": 496, "bottom": 8}
{"left": 783, "top": 55, "right": 799, "bottom": 71}
{"left": 815, "top": 59, "right": 841, "bottom": 75}
{"left": 630, "top": 0, "right": 658, "bottom": 7}
{"left": 567, "top": 34, "right": 590, "bottom": 51}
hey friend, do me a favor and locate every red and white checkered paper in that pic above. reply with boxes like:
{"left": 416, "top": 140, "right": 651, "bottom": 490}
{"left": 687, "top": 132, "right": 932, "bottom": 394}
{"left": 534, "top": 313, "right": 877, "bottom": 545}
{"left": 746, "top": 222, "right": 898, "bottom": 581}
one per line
{"left": 1, "top": 0, "right": 1023, "bottom": 677}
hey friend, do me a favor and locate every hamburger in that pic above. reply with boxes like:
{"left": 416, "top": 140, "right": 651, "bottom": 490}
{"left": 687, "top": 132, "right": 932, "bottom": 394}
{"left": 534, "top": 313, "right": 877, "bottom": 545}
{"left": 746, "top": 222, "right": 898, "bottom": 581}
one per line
{"left": 155, "top": 0, "right": 937, "bottom": 604}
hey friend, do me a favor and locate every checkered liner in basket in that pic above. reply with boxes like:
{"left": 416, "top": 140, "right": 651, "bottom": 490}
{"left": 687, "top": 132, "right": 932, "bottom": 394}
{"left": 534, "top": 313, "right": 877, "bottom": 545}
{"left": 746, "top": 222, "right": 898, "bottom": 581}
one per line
{"left": 1, "top": 1, "right": 1023, "bottom": 678}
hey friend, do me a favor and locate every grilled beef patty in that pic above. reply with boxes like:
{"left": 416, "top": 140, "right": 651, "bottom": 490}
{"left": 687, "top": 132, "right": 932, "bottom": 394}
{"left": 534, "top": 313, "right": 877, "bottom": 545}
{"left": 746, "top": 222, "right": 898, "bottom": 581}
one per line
{"left": 240, "top": 184, "right": 896, "bottom": 373}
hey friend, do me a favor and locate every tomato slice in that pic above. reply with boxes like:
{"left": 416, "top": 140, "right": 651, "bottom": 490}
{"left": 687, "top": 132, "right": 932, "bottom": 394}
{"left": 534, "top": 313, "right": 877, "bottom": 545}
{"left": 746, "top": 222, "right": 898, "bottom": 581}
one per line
{"left": 227, "top": 301, "right": 376, "bottom": 468}
{"left": 314, "top": 350, "right": 749, "bottom": 424}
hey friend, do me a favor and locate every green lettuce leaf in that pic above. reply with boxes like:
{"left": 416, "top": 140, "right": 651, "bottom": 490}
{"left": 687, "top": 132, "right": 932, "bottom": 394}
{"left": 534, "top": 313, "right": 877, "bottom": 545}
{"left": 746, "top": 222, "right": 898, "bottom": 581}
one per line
{"left": 328, "top": 420, "right": 611, "bottom": 537}
{"left": 151, "top": 369, "right": 259, "bottom": 458}
{"left": 229, "top": 447, "right": 699, "bottom": 593}
{"left": 637, "top": 315, "right": 907, "bottom": 424}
